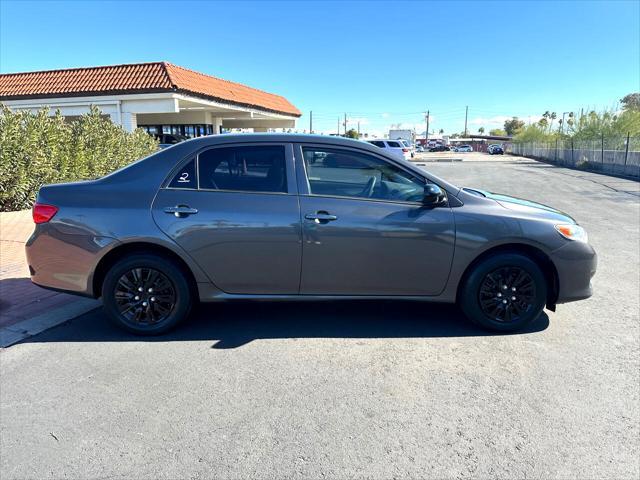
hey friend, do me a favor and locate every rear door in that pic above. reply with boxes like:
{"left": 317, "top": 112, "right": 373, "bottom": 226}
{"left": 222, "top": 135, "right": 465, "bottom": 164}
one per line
{"left": 152, "top": 142, "right": 302, "bottom": 294}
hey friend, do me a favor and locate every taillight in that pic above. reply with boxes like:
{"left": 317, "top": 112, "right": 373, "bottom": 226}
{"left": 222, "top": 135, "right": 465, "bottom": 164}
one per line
{"left": 402, "top": 148, "right": 409, "bottom": 152}
{"left": 32, "top": 203, "right": 58, "bottom": 224}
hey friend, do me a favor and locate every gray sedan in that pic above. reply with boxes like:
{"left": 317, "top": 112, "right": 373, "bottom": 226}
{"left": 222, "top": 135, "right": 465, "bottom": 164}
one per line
{"left": 26, "top": 134, "right": 596, "bottom": 334}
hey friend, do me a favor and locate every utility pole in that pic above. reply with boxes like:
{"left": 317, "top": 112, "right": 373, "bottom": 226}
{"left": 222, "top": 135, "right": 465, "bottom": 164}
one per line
{"left": 309, "top": 110, "right": 313, "bottom": 134}
{"left": 344, "top": 113, "right": 348, "bottom": 135}
{"left": 425, "top": 110, "right": 430, "bottom": 143}
{"left": 337, "top": 117, "right": 340, "bottom": 136}
{"left": 464, "top": 106, "right": 468, "bottom": 137}
{"left": 357, "top": 121, "right": 360, "bottom": 138}
{"left": 561, "top": 111, "right": 571, "bottom": 135}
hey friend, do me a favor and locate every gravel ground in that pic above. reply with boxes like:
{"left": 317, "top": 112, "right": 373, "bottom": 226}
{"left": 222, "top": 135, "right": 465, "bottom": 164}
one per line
{"left": 1, "top": 154, "right": 638, "bottom": 479}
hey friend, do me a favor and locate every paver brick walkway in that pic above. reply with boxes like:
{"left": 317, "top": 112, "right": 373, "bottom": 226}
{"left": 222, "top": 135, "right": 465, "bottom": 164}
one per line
{"left": 0, "top": 210, "right": 98, "bottom": 336}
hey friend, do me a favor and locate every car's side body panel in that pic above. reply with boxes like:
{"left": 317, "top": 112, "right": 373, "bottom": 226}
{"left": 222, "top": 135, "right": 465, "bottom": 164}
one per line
{"left": 152, "top": 188, "right": 302, "bottom": 294}
{"left": 297, "top": 195, "right": 455, "bottom": 295}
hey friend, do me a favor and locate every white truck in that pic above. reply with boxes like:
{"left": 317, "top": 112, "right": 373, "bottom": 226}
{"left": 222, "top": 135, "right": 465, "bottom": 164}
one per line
{"left": 388, "top": 129, "right": 416, "bottom": 157}
{"left": 388, "top": 129, "right": 415, "bottom": 145}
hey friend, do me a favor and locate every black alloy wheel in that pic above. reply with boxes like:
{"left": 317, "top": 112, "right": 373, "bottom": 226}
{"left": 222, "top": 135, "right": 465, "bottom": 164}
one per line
{"left": 478, "top": 266, "right": 535, "bottom": 323}
{"left": 102, "top": 254, "right": 193, "bottom": 335}
{"left": 459, "top": 253, "right": 547, "bottom": 332}
{"left": 115, "top": 268, "right": 176, "bottom": 325}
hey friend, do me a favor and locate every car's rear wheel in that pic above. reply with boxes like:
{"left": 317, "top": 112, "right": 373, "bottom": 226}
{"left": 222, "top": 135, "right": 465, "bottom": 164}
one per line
{"left": 102, "top": 254, "right": 192, "bottom": 335}
{"left": 459, "top": 253, "right": 547, "bottom": 332}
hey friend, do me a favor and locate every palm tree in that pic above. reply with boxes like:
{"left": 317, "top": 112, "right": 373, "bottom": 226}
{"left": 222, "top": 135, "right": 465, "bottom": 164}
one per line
{"left": 439, "top": 129, "right": 444, "bottom": 134}
{"left": 549, "top": 112, "right": 557, "bottom": 131}
{"left": 542, "top": 111, "right": 551, "bottom": 133}
{"left": 478, "top": 127, "right": 485, "bottom": 134}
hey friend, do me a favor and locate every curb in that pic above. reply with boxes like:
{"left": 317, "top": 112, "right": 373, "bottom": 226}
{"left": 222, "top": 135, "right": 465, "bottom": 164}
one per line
{"left": 0, "top": 298, "right": 100, "bottom": 347}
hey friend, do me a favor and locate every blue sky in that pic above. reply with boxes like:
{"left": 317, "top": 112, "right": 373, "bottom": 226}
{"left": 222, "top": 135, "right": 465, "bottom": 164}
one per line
{"left": 1, "top": 0, "right": 638, "bottom": 135}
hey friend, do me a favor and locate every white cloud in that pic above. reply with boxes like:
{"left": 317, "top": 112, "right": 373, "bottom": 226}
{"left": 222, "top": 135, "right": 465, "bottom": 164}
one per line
{"left": 346, "top": 116, "right": 370, "bottom": 125}
{"left": 469, "top": 116, "right": 511, "bottom": 126}
{"left": 469, "top": 115, "right": 543, "bottom": 128}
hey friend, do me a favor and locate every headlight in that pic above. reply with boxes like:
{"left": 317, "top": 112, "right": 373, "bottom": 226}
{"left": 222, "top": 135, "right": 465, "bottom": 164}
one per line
{"left": 555, "top": 224, "right": 588, "bottom": 243}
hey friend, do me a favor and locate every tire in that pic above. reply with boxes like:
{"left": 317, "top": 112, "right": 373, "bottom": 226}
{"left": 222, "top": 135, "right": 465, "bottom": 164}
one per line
{"left": 459, "top": 253, "right": 547, "bottom": 332}
{"left": 102, "top": 254, "right": 193, "bottom": 335}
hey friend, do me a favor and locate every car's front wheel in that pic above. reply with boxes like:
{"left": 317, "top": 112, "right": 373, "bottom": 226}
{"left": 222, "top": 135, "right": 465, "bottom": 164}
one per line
{"left": 102, "top": 254, "right": 193, "bottom": 335}
{"left": 459, "top": 253, "right": 547, "bottom": 332}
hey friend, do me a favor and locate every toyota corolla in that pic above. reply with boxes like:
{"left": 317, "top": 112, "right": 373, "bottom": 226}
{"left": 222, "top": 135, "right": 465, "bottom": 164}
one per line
{"left": 26, "top": 134, "right": 596, "bottom": 334}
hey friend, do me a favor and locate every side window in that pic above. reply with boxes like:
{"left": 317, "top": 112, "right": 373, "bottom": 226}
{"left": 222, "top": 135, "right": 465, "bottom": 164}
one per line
{"left": 168, "top": 157, "right": 197, "bottom": 189}
{"left": 198, "top": 145, "right": 287, "bottom": 193}
{"left": 302, "top": 147, "right": 425, "bottom": 202}
{"left": 387, "top": 141, "right": 401, "bottom": 148}
{"left": 371, "top": 141, "right": 385, "bottom": 148}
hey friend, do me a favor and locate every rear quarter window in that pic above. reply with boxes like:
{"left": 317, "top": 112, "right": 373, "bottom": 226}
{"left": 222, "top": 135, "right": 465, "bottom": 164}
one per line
{"left": 168, "top": 157, "right": 197, "bottom": 189}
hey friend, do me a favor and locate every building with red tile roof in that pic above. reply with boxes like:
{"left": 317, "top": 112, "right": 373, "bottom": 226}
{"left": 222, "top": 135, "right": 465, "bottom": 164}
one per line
{"left": 0, "top": 62, "right": 300, "bottom": 136}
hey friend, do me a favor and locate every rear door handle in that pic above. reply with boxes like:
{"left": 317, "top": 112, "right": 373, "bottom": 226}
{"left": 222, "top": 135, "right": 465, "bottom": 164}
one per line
{"left": 305, "top": 212, "right": 338, "bottom": 223}
{"left": 164, "top": 205, "right": 198, "bottom": 217}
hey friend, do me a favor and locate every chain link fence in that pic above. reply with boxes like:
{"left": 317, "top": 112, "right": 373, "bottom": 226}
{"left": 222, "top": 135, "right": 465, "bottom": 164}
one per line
{"left": 507, "top": 135, "right": 640, "bottom": 178}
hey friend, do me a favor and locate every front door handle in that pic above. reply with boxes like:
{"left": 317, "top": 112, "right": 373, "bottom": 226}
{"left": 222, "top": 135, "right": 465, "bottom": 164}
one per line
{"left": 164, "top": 205, "right": 198, "bottom": 217}
{"left": 305, "top": 211, "right": 338, "bottom": 224}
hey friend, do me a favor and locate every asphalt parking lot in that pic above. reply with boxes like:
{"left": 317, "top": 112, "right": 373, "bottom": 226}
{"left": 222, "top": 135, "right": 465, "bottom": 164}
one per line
{"left": 1, "top": 153, "right": 638, "bottom": 479}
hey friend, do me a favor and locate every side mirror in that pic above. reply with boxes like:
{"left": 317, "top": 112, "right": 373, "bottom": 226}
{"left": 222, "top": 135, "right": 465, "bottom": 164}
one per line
{"left": 423, "top": 184, "right": 447, "bottom": 207}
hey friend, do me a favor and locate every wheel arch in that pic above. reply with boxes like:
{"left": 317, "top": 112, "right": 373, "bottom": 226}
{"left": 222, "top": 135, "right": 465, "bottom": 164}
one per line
{"left": 457, "top": 243, "right": 559, "bottom": 309}
{"left": 92, "top": 241, "right": 199, "bottom": 299}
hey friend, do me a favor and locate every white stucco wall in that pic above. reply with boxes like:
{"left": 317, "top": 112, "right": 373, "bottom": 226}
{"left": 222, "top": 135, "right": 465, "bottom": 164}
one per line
{"left": 2, "top": 92, "right": 296, "bottom": 133}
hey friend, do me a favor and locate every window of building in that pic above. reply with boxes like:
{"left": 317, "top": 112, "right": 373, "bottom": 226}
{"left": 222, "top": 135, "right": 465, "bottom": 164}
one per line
{"left": 198, "top": 146, "right": 287, "bottom": 193}
{"left": 302, "top": 147, "right": 425, "bottom": 202}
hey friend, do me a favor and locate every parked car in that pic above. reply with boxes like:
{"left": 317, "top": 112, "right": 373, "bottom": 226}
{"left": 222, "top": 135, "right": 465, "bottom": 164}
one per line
{"left": 457, "top": 145, "right": 473, "bottom": 152}
{"left": 155, "top": 133, "right": 188, "bottom": 149}
{"left": 367, "top": 139, "right": 411, "bottom": 160}
{"left": 27, "top": 134, "right": 596, "bottom": 335}
{"left": 488, "top": 144, "right": 504, "bottom": 155}
{"left": 399, "top": 139, "right": 415, "bottom": 158}
{"left": 429, "top": 145, "right": 451, "bottom": 152}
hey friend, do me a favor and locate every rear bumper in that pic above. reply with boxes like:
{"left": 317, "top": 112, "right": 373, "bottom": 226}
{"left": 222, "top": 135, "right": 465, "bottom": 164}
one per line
{"left": 550, "top": 241, "right": 597, "bottom": 303}
{"left": 25, "top": 223, "right": 117, "bottom": 297}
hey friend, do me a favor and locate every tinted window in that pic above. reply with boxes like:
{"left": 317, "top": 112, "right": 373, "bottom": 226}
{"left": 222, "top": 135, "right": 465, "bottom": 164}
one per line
{"left": 198, "top": 146, "right": 287, "bottom": 193}
{"left": 168, "top": 158, "right": 197, "bottom": 189}
{"left": 370, "top": 141, "right": 385, "bottom": 148}
{"left": 387, "top": 141, "right": 401, "bottom": 148}
{"left": 302, "top": 147, "right": 425, "bottom": 202}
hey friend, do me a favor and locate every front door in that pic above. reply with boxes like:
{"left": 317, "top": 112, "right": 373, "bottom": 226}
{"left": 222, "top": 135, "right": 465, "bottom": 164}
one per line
{"left": 152, "top": 143, "right": 302, "bottom": 294}
{"left": 297, "top": 145, "right": 455, "bottom": 296}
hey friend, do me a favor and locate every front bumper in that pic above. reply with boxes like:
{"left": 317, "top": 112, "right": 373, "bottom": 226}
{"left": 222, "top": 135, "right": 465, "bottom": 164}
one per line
{"left": 550, "top": 240, "right": 597, "bottom": 303}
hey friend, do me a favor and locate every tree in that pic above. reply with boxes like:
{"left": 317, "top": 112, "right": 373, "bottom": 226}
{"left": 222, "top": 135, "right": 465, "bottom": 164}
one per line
{"left": 478, "top": 127, "right": 485, "bottom": 134}
{"left": 503, "top": 117, "right": 525, "bottom": 136}
{"left": 489, "top": 128, "right": 507, "bottom": 136}
{"left": 344, "top": 128, "right": 359, "bottom": 139}
{"left": 621, "top": 93, "right": 640, "bottom": 112}
{"left": 513, "top": 124, "right": 551, "bottom": 143}
{"left": 439, "top": 129, "right": 444, "bottom": 134}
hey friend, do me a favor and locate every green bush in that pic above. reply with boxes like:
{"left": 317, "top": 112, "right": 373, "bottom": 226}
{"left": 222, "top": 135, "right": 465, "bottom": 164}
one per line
{"left": 0, "top": 105, "right": 158, "bottom": 211}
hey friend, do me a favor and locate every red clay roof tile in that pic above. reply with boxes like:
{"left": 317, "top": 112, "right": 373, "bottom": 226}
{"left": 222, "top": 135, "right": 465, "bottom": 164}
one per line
{"left": 0, "top": 62, "right": 301, "bottom": 117}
